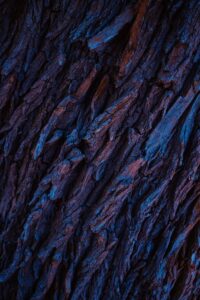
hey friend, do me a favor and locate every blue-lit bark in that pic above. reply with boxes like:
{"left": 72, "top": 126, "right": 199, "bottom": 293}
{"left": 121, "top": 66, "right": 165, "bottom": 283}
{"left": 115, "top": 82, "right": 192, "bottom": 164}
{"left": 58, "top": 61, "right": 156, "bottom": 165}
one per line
{"left": 0, "top": 0, "right": 200, "bottom": 299}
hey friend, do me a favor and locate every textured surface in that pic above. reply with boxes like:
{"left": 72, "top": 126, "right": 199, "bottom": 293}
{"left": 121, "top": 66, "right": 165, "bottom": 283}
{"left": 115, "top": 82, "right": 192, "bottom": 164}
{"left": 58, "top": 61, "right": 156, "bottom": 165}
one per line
{"left": 0, "top": 0, "right": 200, "bottom": 299}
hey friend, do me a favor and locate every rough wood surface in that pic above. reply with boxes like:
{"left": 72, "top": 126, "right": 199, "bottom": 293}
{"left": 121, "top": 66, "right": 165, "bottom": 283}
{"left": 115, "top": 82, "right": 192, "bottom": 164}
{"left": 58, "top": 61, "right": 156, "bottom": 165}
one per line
{"left": 0, "top": 1, "right": 200, "bottom": 299}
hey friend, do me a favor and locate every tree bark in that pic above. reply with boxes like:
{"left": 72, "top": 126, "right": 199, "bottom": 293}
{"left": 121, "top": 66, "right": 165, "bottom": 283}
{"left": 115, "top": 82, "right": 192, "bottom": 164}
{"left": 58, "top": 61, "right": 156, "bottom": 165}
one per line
{"left": 0, "top": 0, "right": 200, "bottom": 299}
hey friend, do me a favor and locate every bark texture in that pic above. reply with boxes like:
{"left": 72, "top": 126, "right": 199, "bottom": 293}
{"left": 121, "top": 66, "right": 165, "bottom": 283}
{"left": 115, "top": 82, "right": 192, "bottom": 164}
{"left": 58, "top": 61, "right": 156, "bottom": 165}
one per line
{"left": 0, "top": 0, "right": 200, "bottom": 299}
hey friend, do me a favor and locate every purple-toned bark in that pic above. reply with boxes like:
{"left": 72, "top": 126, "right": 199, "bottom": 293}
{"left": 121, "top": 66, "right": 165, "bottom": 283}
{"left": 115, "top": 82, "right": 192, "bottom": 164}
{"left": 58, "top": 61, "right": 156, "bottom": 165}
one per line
{"left": 0, "top": 0, "right": 200, "bottom": 299}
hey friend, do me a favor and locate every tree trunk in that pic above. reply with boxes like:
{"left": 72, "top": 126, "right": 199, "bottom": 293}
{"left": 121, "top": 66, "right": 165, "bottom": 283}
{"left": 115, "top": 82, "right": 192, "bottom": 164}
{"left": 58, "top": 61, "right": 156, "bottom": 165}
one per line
{"left": 0, "top": 0, "right": 200, "bottom": 299}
